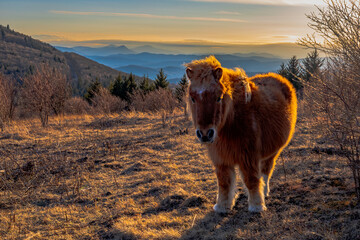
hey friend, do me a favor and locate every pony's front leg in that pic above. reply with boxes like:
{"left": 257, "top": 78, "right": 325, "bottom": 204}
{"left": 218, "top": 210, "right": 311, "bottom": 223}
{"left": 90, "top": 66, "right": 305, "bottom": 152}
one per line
{"left": 213, "top": 165, "right": 237, "bottom": 213}
{"left": 242, "top": 171, "right": 267, "bottom": 212}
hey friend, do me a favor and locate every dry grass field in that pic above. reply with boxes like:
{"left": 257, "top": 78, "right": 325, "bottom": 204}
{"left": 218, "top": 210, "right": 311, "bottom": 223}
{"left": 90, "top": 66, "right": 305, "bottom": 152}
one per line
{"left": 0, "top": 111, "right": 359, "bottom": 240}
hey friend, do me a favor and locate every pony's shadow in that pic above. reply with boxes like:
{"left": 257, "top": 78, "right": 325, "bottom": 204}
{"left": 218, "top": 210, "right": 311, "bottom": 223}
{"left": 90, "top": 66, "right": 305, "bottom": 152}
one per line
{"left": 180, "top": 193, "right": 262, "bottom": 240}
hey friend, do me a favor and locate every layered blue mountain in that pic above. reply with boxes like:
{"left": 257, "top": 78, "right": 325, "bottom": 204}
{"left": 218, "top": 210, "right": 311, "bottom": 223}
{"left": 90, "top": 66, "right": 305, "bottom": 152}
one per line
{"left": 90, "top": 53, "right": 285, "bottom": 83}
{"left": 55, "top": 45, "right": 135, "bottom": 56}
{"left": 55, "top": 45, "right": 286, "bottom": 84}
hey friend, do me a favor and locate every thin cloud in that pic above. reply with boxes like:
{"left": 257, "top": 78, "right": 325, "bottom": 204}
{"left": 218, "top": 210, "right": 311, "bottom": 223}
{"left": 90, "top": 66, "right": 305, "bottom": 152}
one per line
{"left": 215, "top": 11, "right": 240, "bottom": 15}
{"left": 33, "top": 34, "right": 68, "bottom": 41}
{"left": 50, "top": 10, "right": 246, "bottom": 23}
{"left": 190, "top": 0, "right": 325, "bottom": 6}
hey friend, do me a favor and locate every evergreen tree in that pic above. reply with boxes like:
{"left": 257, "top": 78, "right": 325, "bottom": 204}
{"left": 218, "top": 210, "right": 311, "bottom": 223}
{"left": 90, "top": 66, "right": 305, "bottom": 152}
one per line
{"left": 78, "top": 77, "right": 86, "bottom": 96}
{"left": 110, "top": 74, "right": 124, "bottom": 97}
{"left": 110, "top": 73, "right": 137, "bottom": 103}
{"left": 286, "top": 56, "right": 302, "bottom": 90}
{"left": 175, "top": 74, "right": 189, "bottom": 103}
{"left": 139, "top": 75, "right": 153, "bottom": 94}
{"left": 277, "top": 63, "right": 287, "bottom": 78}
{"left": 126, "top": 73, "right": 137, "bottom": 96}
{"left": 302, "top": 50, "right": 324, "bottom": 82}
{"left": 278, "top": 56, "right": 303, "bottom": 91}
{"left": 72, "top": 76, "right": 86, "bottom": 96}
{"left": 154, "top": 68, "right": 169, "bottom": 89}
{"left": 84, "top": 78, "right": 101, "bottom": 103}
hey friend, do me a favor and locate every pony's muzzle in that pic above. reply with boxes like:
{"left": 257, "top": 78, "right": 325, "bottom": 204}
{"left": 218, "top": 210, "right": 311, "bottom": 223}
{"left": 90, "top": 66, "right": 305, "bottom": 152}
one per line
{"left": 196, "top": 128, "right": 216, "bottom": 143}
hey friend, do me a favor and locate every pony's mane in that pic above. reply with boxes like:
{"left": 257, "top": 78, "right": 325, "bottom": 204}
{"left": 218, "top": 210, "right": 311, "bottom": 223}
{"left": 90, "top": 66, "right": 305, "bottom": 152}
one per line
{"left": 185, "top": 55, "right": 247, "bottom": 97}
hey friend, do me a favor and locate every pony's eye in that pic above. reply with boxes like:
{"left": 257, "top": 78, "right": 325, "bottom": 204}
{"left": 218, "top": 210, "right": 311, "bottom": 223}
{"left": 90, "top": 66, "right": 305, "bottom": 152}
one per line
{"left": 217, "top": 96, "right": 222, "bottom": 102}
{"left": 191, "top": 97, "right": 195, "bottom": 103}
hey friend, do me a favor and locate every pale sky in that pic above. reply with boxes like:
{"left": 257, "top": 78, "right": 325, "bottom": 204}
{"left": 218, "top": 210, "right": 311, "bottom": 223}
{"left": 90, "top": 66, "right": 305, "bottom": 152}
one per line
{"left": 0, "top": 0, "right": 327, "bottom": 46}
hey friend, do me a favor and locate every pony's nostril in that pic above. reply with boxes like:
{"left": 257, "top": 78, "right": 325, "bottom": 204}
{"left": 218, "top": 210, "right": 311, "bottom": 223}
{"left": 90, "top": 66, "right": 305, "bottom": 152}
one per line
{"left": 207, "top": 129, "right": 215, "bottom": 139}
{"left": 196, "top": 129, "right": 202, "bottom": 139}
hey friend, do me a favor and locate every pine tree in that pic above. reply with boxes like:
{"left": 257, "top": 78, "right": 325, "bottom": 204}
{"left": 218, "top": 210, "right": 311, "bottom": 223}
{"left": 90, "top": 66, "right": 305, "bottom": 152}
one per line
{"left": 302, "top": 50, "right": 324, "bottom": 82}
{"left": 154, "top": 68, "right": 169, "bottom": 89}
{"left": 286, "top": 56, "right": 302, "bottom": 90}
{"left": 175, "top": 74, "right": 189, "bottom": 103}
{"left": 71, "top": 76, "right": 85, "bottom": 96}
{"left": 110, "top": 74, "right": 123, "bottom": 97}
{"left": 126, "top": 73, "right": 137, "bottom": 96}
{"left": 110, "top": 73, "right": 137, "bottom": 103}
{"left": 84, "top": 78, "right": 101, "bottom": 103}
{"left": 277, "top": 63, "right": 287, "bottom": 78}
{"left": 279, "top": 56, "right": 303, "bottom": 91}
{"left": 139, "top": 75, "right": 152, "bottom": 94}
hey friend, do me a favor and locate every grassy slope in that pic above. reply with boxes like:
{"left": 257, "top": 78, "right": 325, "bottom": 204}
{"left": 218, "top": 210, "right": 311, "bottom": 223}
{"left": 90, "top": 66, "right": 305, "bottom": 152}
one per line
{"left": 0, "top": 113, "right": 359, "bottom": 240}
{"left": 0, "top": 25, "right": 141, "bottom": 93}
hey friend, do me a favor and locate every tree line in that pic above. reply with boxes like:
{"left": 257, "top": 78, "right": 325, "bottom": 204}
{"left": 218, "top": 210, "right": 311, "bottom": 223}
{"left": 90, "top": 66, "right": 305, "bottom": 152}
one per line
{"left": 0, "top": 67, "right": 189, "bottom": 128}
{"left": 84, "top": 68, "right": 179, "bottom": 104}
{"left": 277, "top": 49, "right": 324, "bottom": 94}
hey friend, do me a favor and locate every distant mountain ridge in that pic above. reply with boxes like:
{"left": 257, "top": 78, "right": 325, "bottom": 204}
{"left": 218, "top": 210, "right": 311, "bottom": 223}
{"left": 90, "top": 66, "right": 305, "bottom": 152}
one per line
{"left": 56, "top": 45, "right": 135, "bottom": 56}
{"left": 93, "top": 52, "right": 287, "bottom": 83}
{"left": 0, "top": 25, "right": 141, "bottom": 96}
{"left": 131, "top": 45, "right": 172, "bottom": 54}
{"left": 54, "top": 45, "right": 287, "bottom": 84}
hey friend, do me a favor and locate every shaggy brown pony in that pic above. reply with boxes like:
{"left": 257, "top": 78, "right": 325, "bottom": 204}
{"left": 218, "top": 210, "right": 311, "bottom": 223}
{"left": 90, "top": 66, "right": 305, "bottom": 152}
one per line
{"left": 185, "top": 56, "right": 297, "bottom": 212}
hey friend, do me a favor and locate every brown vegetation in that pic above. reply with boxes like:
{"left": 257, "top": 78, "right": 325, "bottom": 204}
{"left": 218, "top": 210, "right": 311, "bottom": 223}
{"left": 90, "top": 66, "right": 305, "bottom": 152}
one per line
{"left": 0, "top": 73, "right": 17, "bottom": 129}
{"left": 131, "top": 89, "right": 178, "bottom": 127}
{"left": 0, "top": 112, "right": 359, "bottom": 239}
{"left": 299, "top": 0, "right": 360, "bottom": 201}
{"left": 64, "top": 97, "right": 92, "bottom": 115}
{"left": 21, "top": 64, "right": 70, "bottom": 127}
{"left": 91, "top": 87, "right": 127, "bottom": 115}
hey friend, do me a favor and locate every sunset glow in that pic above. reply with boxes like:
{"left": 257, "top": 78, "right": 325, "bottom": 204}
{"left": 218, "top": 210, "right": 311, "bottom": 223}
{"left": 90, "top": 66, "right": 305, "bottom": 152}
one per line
{"left": 0, "top": 0, "right": 325, "bottom": 46}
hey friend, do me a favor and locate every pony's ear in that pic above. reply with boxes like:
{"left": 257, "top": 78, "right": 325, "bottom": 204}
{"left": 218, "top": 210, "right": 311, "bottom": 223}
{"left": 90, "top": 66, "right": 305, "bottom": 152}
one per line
{"left": 213, "top": 68, "right": 223, "bottom": 82}
{"left": 243, "top": 81, "right": 252, "bottom": 103}
{"left": 186, "top": 68, "right": 193, "bottom": 80}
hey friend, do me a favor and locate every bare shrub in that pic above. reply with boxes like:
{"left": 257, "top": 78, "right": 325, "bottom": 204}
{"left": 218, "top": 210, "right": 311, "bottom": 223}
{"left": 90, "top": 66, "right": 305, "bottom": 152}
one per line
{"left": 64, "top": 97, "right": 91, "bottom": 115}
{"left": 22, "top": 64, "right": 70, "bottom": 127}
{"left": 299, "top": 0, "right": 360, "bottom": 201}
{"left": 131, "top": 89, "right": 177, "bottom": 126}
{"left": 175, "top": 75, "right": 190, "bottom": 120}
{"left": 91, "top": 87, "right": 127, "bottom": 115}
{"left": 0, "top": 74, "right": 17, "bottom": 129}
{"left": 132, "top": 89, "right": 177, "bottom": 112}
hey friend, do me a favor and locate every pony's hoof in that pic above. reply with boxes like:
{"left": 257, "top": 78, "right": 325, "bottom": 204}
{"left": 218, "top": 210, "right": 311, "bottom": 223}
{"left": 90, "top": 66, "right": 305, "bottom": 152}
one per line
{"left": 213, "top": 204, "right": 230, "bottom": 213}
{"left": 264, "top": 191, "right": 270, "bottom": 198}
{"left": 248, "top": 204, "right": 267, "bottom": 212}
{"left": 264, "top": 186, "right": 270, "bottom": 197}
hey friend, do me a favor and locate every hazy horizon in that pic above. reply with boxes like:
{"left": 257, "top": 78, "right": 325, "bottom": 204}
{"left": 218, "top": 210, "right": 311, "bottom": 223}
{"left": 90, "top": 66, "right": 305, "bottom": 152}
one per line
{"left": 52, "top": 39, "right": 309, "bottom": 58}
{"left": 0, "top": 0, "right": 325, "bottom": 48}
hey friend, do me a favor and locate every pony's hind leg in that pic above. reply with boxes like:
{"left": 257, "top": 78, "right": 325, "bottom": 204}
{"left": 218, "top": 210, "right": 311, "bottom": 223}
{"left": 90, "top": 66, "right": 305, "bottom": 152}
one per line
{"left": 213, "top": 165, "right": 237, "bottom": 213}
{"left": 261, "top": 152, "right": 280, "bottom": 197}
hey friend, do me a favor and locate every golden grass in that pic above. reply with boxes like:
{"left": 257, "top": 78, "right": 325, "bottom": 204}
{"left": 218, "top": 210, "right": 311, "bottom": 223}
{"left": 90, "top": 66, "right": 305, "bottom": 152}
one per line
{"left": 0, "top": 112, "right": 359, "bottom": 239}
